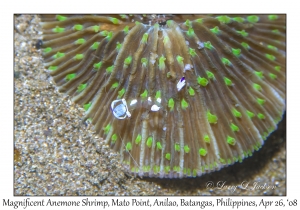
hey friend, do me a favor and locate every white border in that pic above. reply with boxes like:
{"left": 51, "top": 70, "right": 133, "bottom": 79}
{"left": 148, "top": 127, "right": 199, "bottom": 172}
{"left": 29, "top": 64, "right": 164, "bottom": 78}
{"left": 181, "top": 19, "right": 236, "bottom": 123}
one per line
{"left": 2, "top": 0, "right": 297, "bottom": 209}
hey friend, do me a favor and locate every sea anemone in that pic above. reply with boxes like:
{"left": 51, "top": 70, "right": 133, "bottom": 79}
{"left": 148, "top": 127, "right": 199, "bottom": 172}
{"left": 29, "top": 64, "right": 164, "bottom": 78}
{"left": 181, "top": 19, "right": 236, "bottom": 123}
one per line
{"left": 40, "top": 14, "right": 286, "bottom": 178}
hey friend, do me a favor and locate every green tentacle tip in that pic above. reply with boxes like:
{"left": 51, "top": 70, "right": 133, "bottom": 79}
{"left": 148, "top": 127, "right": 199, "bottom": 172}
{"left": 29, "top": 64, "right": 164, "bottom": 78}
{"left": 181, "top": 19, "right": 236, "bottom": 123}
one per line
{"left": 48, "top": 66, "right": 58, "bottom": 71}
{"left": 241, "top": 42, "right": 250, "bottom": 50}
{"left": 210, "top": 26, "right": 220, "bottom": 34}
{"left": 253, "top": 144, "right": 259, "bottom": 151}
{"left": 43, "top": 47, "right": 52, "bottom": 53}
{"left": 204, "top": 41, "right": 213, "bottom": 50}
{"left": 168, "top": 98, "right": 174, "bottom": 111}
{"left": 124, "top": 56, "right": 132, "bottom": 66}
{"left": 65, "top": 73, "right": 76, "bottom": 81}
{"left": 118, "top": 88, "right": 125, "bottom": 98}
{"left": 111, "top": 82, "right": 119, "bottom": 89}
{"left": 111, "top": 134, "right": 118, "bottom": 143}
{"left": 141, "top": 33, "right": 148, "bottom": 44}
{"left": 274, "top": 66, "right": 281, "bottom": 72}
{"left": 197, "top": 76, "right": 209, "bottom": 87}
{"left": 159, "top": 55, "right": 166, "bottom": 70}
{"left": 185, "top": 19, "right": 191, "bottom": 27}
{"left": 188, "top": 87, "right": 195, "bottom": 96}
{"left": 184, "top": 145, "right": 190, "bottom": 153}
{"left": 106, "top": 31, "right": 113, "bottom": 40}
{"left": 125, "top": 142, "right": 132, "bottom": 151}
{"left": 267, "top": 45, "right": 278, "bottom": 51}
{"left": 175, "top": 143, "right": 180, "bottom": 152}
{"left": 268, "top": 15, "right": 278, "bottom": 20}
{"left": 91, "top": 42, "right": 100, "bottom": 50}
{"left": 206, "top": 71, "right": 215, "bottom": 80}
{"left": 56, "top": 15, "right": 67, "bottom": 21}
{"left": 110, "top": 17, "right": 120, "bottom": 24}
{"left": 227, "top": 159, "right": 232, "bottom": 164}
{"left": 77, "top": 83, "right": 87, "bottom": 92}
{"left": 92, "top": 25, "right": 100, "bottom": 32}
{"left": 165, "top": 153, "right": 171, "bottom": 161}
{"left": 155, "top": 90, "right": 161, "bottom": 100}
{"left": 140, "top": 89, "right": 148, "bottom": 99}
{"left": 232, "top": 48, "right": 241, "bottom": 57}
{"left": 83, "top": 102, "right": 91, "bottom": 111}
{"left": 189, "top": 48, "right": 196, "bottom": 57}
{"left": 204, "top": 135, "right": 210, "bottom": 143}
{"left": 247, "top": 15, "right": 259, "bottom": 23}
{"left": 176, "top": 55, "right": 184, "bottom": 65}
{"left": 52, "top": 26, "right": 65, "bottom": 33}
{"left": 187, "top": 27, "right": 195, "bottom": 36}
{"left": 246, "top": 110, "right": 255, "bottom": 118}
{"left": 106, "top": 65, "right": 114, "bottom": 74}
{"left": 236, "top": 30, "right": 248, "bottom": 37}
{"left": 196, "top": 18, "right": 203, "bottom": 23}
{"left": 135, "top": 21, "right": 141, "bottom": 25}
{"left": 103, "top": 124, "right": 111, "bottom": 135}
{"left": 224, "top": 77, "right": 233, "bottom": 86}
{"left": 163, "top": 36, "right": 169, "bottom": 44}
{"left": 141, "top": 57, "right": 148, "bottom": 67}
{"left": 192, "top": 169, "right": 197, "bottom": 177}
{"left": 183, "top": 168, "right": 187, "bottom": 174}
{"left": 143, "top": 165, "right": 150, "bottom": 172}
{"left": 199, "top": 148, "right": 207, "bottom": 156}
{"left": 254, "top": 71, "right": 264, "bottom": 79}
{"left": 269, "top": 73, "right": 277, "bottom": 79}
{"left": 275, "top": 116, "right": 281, "bottom": 124}
{"left": 100, "top": 30, "right": 108, "bottom": 36}
{"left": 116, "top": 42, "right": 122, "bottom": 51}
{"left": 75, "top": 38, "right": 86, "bottom": 45}
{"left": 73, "top": 24, "right": 83, "bottom": 31}
{"left": 156, "top": 142, "right": 162, "bottom": 150}
{"left": 181, "top": 98, "right": 189, "bottom": 109}
{"left": 266, "top": 54, "right": 276, "bottom": 61}
{"left": 262, "top": 132, "right": 268, "bottom": 140}
{"left": 222, "top": 57, "right": 232, "bottom": 66}
{"left": 220, "top": 158, "right": 226, "bottom": 164}
{"left": 135, "top": 134, "right": 141, "bottom": 144}
{"left": 207, "top": 111, "right": 218, "bottom": 124}
{"left": 253, "top": 83, "right": 262, "bottom": 91}
{"left": 272, "top": 29, "right": 280, "bottom": 34}
{"left": 268, "top": 126, "right": 275, "bottom": 133}
{"left": 257, "top": 98, "right": 266, "bottom": 105}
{"left": 123, "top": 25, "right": 129, "bottom": 34}
{"left": 230, "top": 123, "right": 239, "bottom": 132}
{"left": 153, "top": 165, "right": 160, "bottom": 174}
{"left": 74, "top": 54, "right": 84, "bottom": 60}
{"left": 146, "top": 137, "right": 153, "bottom": 148}
{"left": 53, "top": 52, "right": 65, "bottom": 59}
{"left": 232, "top": 108, "right": 242, "bottom": 118}
{"left": 164, "top": 166, "right": 171, "bottom": 173}
{"left": 187, "top": 168, "right": 192, "bottom": 176}
{"left": 216, "top": 15, "right": 231, "bottom": 24}
{"left": 131, "top": 167, "right": 139, "bottom": 173}
{"left": 233, "top": 17, "right": 245, "bottom": 23}
{"left": 173, "top": 166, "right": 180, "bottom": 172}
{"left": 227, "top": 136, "right": 236, "bottom": 146}
{"left": 93, "top": 61, "right": 102, "bottom": 70}
{"left": 257, "top": 113, "right": 265, "bottom": 120}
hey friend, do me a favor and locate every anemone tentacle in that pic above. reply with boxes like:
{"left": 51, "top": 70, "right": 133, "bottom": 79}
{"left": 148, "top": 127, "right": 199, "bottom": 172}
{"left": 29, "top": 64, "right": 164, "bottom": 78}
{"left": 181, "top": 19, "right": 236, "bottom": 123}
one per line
{"left": 40, "top": 14, "right": 286, "bottom": 178}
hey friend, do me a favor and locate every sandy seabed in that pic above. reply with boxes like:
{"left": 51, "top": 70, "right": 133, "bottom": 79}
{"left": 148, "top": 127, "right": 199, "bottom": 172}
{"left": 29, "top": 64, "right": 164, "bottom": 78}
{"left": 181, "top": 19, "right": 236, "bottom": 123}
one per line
{"left": 14, "top": 14, "right": 286, "bottom": 196}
